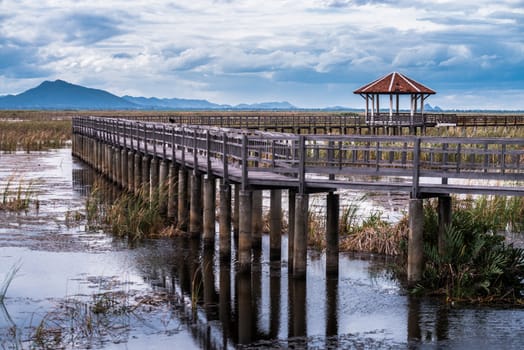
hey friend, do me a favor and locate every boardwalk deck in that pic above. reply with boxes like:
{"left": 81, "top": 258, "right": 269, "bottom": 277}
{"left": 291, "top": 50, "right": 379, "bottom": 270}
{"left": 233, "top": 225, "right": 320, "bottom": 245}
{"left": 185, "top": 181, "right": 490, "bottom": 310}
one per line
{"left": 72, "top": 115, "right": 524, "bottom": 282}
{"left": 73, "top": 116, "right": 524, "bottom": 197}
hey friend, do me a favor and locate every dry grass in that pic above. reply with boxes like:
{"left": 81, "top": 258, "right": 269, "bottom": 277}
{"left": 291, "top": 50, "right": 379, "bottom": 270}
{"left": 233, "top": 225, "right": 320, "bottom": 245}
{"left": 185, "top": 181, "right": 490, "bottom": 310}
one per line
{"left": 0, "top": 176, "right": 37, "bottom": 211}
{"left": 340, "top": 216, "right": 408, "bottom": 256}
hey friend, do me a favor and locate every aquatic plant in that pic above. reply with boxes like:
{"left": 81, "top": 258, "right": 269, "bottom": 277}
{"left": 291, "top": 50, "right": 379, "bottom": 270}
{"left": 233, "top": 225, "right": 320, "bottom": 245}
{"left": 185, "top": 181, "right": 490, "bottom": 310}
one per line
{"left": 413, "top": 198, "right": 524, "bottom": 302}
{"left": 0, "top": 261, "right": 21, "bottom": 303}
{"left": 0, "top": 177, "right": 36, "bottom": 211}
{"left": 86, "top": 180, "right": 166, "bottom": 240}
{"left": 0, "top": 117, "right": 71, "bottom": 152}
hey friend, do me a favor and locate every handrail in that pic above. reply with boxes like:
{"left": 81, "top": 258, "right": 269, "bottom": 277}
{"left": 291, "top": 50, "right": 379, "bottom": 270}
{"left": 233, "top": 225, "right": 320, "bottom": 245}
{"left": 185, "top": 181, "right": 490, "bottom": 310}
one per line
{"left": 72, "top": 116, "right": 524, "bottom": 196}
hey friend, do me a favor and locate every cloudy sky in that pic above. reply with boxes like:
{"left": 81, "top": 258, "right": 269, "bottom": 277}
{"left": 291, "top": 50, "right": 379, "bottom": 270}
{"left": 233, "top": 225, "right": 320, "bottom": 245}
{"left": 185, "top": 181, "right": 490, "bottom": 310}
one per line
{"left": 1, "top": 0, "right": 523, "bottom": 109}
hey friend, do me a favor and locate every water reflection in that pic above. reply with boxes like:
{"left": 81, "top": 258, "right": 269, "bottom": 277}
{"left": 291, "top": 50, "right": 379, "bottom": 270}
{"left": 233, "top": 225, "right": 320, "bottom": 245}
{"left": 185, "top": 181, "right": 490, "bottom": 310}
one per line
{"left": 71, "top": 164, "right": 524, "bottom": 349}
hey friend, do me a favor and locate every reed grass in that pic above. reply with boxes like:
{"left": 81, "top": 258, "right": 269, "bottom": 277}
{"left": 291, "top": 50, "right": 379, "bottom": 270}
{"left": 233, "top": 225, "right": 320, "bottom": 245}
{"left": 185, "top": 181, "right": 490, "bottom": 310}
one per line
{"left": 86, "top": 179, "right": 167, "bottom": 240}
{"left": 0, "top": 177, "right": 36, "bottom": 211}
{"left": 0, "top": 261, "right": 21, "bottom": 303}
{"left": 0, "top": 117, "right": 71, "bottom": 152}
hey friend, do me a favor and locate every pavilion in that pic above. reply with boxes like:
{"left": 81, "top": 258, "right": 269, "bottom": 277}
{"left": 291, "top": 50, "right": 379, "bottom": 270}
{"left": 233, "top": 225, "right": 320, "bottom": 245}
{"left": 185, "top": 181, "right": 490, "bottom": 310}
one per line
{"left": 353, "top": 72, "right": 436, "bottom": 126}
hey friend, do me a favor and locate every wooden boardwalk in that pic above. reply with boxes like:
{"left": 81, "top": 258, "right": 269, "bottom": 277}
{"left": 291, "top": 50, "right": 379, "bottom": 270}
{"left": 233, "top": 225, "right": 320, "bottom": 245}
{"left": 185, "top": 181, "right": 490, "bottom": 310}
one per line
{"left": 74, "top": 116, "right": 524, "bottom": 198}
{"left": 72, "top": 115, "right": 524, "bottom": 282}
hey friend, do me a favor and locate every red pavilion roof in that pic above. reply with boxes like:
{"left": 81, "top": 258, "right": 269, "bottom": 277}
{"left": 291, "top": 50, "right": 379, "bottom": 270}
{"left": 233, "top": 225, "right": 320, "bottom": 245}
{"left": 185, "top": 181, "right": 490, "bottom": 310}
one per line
{"left": 353, "top": 72, "right": 436, "bottom": 95}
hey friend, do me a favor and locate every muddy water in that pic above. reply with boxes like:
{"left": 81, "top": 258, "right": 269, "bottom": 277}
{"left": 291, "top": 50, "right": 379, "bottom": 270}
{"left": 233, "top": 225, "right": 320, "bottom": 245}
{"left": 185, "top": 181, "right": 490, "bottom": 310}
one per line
{"left": 1, "top": 148, "right": 524, "bottom": 349}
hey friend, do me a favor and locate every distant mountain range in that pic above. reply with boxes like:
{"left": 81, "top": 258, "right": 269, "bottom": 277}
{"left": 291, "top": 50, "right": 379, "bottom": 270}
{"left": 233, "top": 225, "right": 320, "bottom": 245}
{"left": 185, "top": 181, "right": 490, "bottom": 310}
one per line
{"left": 7, "top": 79, "right": 509, "bottom": 112}
{"left": 0, "top": 80, "right": 298, "bottom": 110}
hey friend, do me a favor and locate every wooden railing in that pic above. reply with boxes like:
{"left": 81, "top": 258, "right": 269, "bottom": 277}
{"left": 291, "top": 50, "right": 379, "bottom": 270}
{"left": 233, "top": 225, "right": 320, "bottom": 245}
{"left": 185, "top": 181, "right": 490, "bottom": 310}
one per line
{"left": 73, "top": 116, "right": 524, "bottom": 196}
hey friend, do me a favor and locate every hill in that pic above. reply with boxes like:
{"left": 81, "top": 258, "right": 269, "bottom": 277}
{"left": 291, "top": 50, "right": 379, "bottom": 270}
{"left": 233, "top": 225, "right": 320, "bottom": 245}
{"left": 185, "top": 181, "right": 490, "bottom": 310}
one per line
{"left": 0, "top": 80, "right": 137, "bottom": 109}
{"left": 0, "top": 80, "right": 298, "bottom": 110}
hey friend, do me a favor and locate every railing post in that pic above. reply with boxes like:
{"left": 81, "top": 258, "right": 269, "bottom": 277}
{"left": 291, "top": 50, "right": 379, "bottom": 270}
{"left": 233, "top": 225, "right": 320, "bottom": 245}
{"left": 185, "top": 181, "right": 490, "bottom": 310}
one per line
{"left": 223, "top": 132, "right": 229, "bottom": 184}
{"left": 298, "top": 135, "right": 306, "bottom": 194}
{"left": 241, "top": 134, "right": 248, "bottom": 191}
{"left": 412, "top": 137, "right": 421, "bottom": 198}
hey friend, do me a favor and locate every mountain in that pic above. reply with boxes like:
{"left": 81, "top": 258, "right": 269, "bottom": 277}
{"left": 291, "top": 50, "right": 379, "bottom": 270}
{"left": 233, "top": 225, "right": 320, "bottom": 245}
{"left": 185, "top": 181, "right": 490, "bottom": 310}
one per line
{"left": 0, "top": 80, "right": 298, "bottom": 110}
{"left": 122, "top": 96, "right": 228, "bottom": 110}
{"left": 0, "top": 80, "right": 137, "bottom": 109}
{"left": 424, "top": 103, "right": 443, "bottom": 112}
{"left": 234, "top": 101, "right": 295, "bottom": 110}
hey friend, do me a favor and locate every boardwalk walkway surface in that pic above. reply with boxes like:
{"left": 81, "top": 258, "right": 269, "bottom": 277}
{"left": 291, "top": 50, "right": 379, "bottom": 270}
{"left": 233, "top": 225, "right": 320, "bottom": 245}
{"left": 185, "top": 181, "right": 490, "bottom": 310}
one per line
{"left": 73, "top": 116, "right": 524, "bottom": 198}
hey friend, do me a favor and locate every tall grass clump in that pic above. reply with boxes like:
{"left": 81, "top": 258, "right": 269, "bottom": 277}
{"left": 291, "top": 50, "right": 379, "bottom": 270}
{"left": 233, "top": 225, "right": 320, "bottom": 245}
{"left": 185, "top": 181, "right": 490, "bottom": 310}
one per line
{"left": 0, "top": 177, "right": 36, "bottom": 211}
{"left": 340, "top": 210, "right": 408, "bottom": 256}
{"left": 0, "top": 118, "right": 71, "bottom": 152}
{"left": 413, "top": 197, "right": 524, "bottom": 302}
{"left": 86, "top": 180, "right": 166, "bottom": 240}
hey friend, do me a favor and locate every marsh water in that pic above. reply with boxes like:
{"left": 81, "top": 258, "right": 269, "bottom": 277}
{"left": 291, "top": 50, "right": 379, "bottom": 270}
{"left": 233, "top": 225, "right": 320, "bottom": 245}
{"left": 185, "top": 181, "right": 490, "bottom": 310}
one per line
{"left": 1, "top": 147, "right": 524, "bottom": 349}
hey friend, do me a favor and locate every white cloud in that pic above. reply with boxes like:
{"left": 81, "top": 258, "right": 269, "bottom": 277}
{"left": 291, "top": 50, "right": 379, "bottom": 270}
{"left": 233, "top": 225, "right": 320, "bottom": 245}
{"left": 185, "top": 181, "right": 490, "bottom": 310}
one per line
{"left": 0, "top": 0, "right": 522, "bottom": 108}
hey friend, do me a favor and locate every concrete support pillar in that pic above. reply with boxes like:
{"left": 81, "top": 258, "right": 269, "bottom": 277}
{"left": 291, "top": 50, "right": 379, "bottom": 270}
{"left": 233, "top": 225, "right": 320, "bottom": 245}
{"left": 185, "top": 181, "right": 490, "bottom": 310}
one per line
{"left": 408, "top": 198, "right": 424, "bottom": 284}
{"left": 127, "top": 150, "right": 134, "bottom": 193}
{"left": 438, "top": 195, "right": 452, "bottom": 256}
{"left": 167, "top": 164, "right": 178, "bottom": 223}
{"left": 288, "top": 189, "right": 296, "bottom": 272}
{"left": 141, "top": 155, "right": 151, "bottom": 201}
{"left": 270, "top": 189, "right": 282, "bottom": 264}
{"left": 109, "top": 146, "right": 116, "bottom": 182}
{"left": 293, "top": 194, "right": 309, "bottom": 278}
{"left": 121, "top": 148, "right": 128, "bottom": 190}
{"left": 251, "top": 190, "right": 263, "bottom": 250}
{"left": 158, "top": 160, "right": 169, "bottom": 216}
{"left": 177, "top": 168, "right": 189, "bottom": 232}
{"left": 190, "top": 171, "right": 202, "bottom": 236}
{"left": 102, "top": 144, "right": 109, "bottom": 176}
{"left": 134, "top": 152, "right": 142, "bottom": 196}
{"left": 203, "top": 175, "right": 216, "bottom": 246}
{"left": 219, "top": 184, "right": 232, "bottom": 259}
{"left": 238, "top": 190, "right": 253, "bottom": 274}
{"left": 326, "top": 192, "right": 340, "bottom": 276}
{"left": 114, "top": 147, "right": 121, "bottom": 185}
{"left": 150, "top": 157, "right": 159, "bottom": 205}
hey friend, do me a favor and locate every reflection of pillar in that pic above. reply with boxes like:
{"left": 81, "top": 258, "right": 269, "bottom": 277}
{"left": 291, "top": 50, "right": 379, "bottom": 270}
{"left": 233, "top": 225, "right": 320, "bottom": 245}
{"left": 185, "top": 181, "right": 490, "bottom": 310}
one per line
{"left": 291, "top": 278, "right": 307, "bottom": 338}
{"left": 325, "top": 276, "right": 338, "bottom": 339}
{"left": 203, "top": 246, "right": 217, "bottom": 321}
{"left": 237, "top": 272, "right": 253, "bottom": 345}
{"left": 251, "top": 190, "right": 263, "bottom": 250}
{"left": 203, "top": 175, "right": 216, "bottom": 246}
{"left": 436, "top": 301, "right": 449, "bottom": 341}
{"left": 239, "top": 190, "right": 253, "bottom": 273}
{"left": 438, "top": 195, "right": 452, "bottom": 256}
{"left": 252, "top": 249, "right": 262, "bottom": 337}
{"left": 326, "top": 193, "right": 339, "bottom": 276}
{"left": 270, "top": 189, "right": 282, "bottom": 264}
{"left": 408, "top": 198, "right": 424, "bottom": 284}
{"left": 189, "top": 237, "right": 202, "bottom": 307}
{"left": 293, "top": 194, "right": 309, "bottom": 278}
{"left": 219, "top": 258, "right": 232, "bottom": 346}
{"left": 288, "top": 189, "right": 296, "bottom": 272}
{"left": 269, "top": 268, "right": 281, "bottom": 338}
{"left": 407, "top": 296, "right": 421, "bottom": 342}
